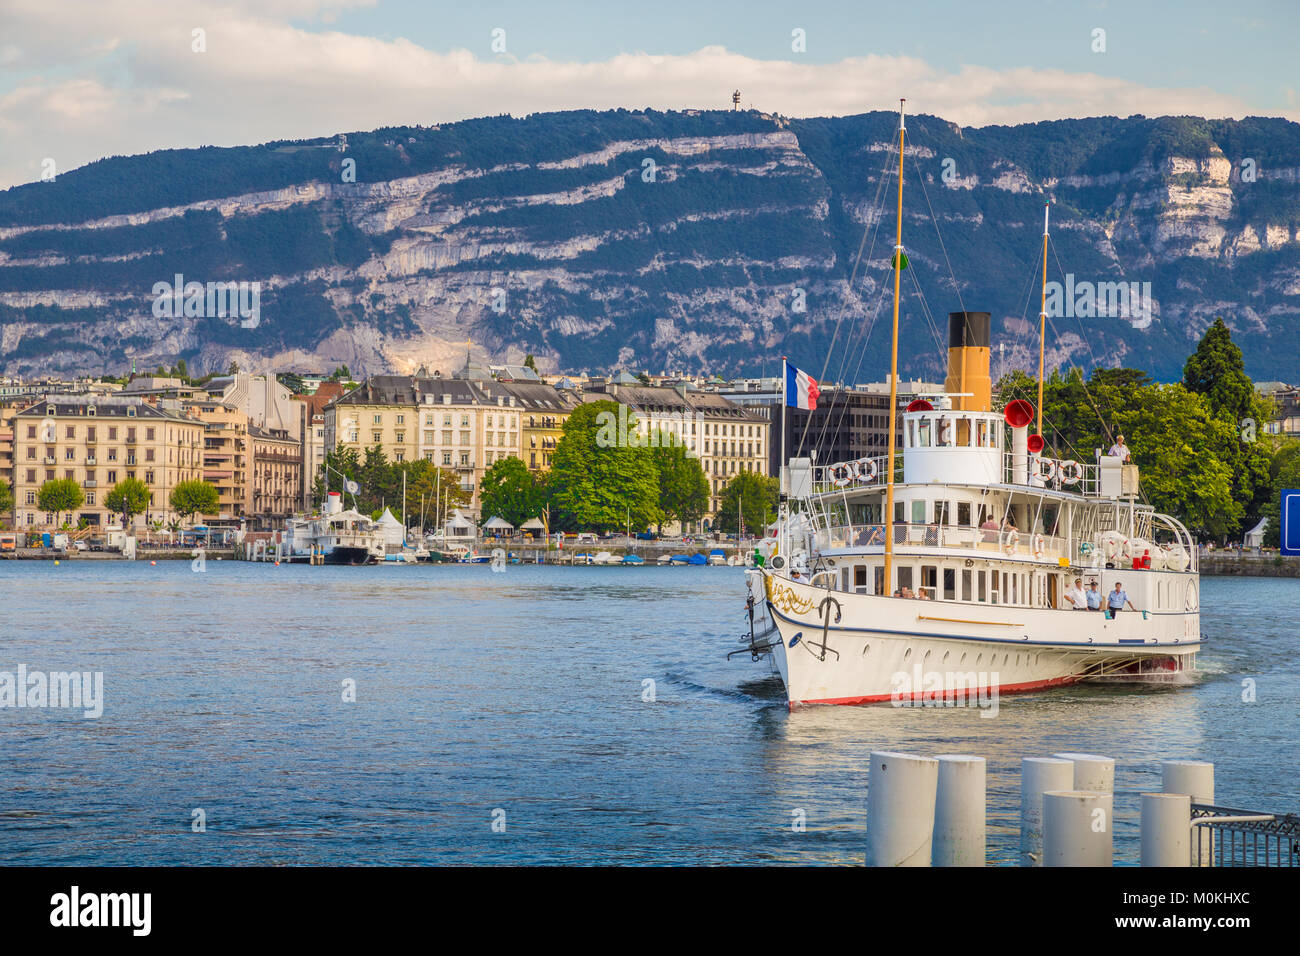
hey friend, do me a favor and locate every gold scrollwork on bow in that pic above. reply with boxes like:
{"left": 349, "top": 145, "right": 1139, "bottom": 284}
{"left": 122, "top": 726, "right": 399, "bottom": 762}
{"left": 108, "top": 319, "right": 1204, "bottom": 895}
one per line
{"left": 766, "top": 577, "right": 816, "bottom": 615}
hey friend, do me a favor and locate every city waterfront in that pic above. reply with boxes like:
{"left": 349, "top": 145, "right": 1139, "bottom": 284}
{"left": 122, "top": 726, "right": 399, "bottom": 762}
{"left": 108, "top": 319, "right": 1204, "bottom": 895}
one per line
{"left": 1, "top": 562, "right": 1295, "bottom": 866}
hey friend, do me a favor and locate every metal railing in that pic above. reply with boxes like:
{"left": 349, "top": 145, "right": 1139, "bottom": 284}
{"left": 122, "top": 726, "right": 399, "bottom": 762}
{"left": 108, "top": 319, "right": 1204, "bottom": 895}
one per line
{"left": 1191, "top": 804, "right": 1300, "bottom": 867}
{"left": 812, "top": 522, "right": 1070, "bottom": 562}
{"left": 1003, "top": 452, "right": 1100, "bottom": 496}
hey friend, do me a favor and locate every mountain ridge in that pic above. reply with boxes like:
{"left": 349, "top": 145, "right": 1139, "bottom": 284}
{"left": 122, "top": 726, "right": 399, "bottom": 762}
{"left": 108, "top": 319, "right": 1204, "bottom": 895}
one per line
{"left": 2, "top": 108, "right": 1298, "bottom": 383}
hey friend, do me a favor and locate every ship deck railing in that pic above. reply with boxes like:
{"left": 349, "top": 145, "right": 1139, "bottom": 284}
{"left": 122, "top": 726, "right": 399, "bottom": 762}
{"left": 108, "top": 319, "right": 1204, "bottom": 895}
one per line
{"left": 1191, "top": 804, "right": 1300, "bottom": 867}
{"left": 812, "top": 523, "right": 1072, "bottom": 563}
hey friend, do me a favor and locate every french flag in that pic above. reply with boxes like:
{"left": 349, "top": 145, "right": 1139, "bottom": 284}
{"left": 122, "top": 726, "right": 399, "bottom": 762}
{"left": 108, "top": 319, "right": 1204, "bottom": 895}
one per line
{"left": 785, "top": 362, "right": 820, "bottom": 410}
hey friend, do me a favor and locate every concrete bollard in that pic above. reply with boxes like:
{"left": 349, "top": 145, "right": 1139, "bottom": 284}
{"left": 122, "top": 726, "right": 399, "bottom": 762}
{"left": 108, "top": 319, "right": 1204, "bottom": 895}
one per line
{"left": 1141, "top": 793, "right": 1191, "bottom": 867}
{"left": 1054, "top": 752, "right": 1115, "bottom": 792}
{"left": 1042, "top": 790, "right": 1113, "bottom": 867}
{"left": 933, "top": 755, "right": 986, "bottom": 867}
{"left": 1161, "top": 759, "right": 1214, "bottom": 803}
{"left": 1021, "top": 757, "right": 1074, "bottom": 866}
{"left": 866, "top": 751, "right": 939, "bottom": 867}
{"left": 1162, "top": 759, "right": 1215, "bottom": 866}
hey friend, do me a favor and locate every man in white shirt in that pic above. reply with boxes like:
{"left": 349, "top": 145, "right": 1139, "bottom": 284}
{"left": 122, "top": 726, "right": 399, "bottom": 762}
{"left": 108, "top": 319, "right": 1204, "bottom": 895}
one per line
{"left": 1107, "top": 434, "right": 1131, "bottom": 461}
{"left": 1064, "top": 577, "right": 1089, "bottom": 610}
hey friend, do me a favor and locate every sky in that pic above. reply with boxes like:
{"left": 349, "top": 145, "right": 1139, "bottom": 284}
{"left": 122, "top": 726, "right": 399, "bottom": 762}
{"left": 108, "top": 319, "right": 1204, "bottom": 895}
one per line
{"left": 1, "top": 0, "right": 1297, "bottom": 190}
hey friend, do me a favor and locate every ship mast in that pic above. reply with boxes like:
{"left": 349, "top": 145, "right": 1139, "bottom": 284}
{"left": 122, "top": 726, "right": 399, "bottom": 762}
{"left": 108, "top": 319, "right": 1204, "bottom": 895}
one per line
{"left": 1037, "top": 201, "right": 1049, "bottom": 436}
{"left": 883, "top": 99, "right": 906, "bottom": 594}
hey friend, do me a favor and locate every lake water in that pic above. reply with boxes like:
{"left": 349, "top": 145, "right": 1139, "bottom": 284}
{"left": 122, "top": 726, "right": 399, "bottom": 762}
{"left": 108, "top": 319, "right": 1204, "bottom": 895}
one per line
{"left": 1, "top": 561, "right": 1295, "bottom": 865}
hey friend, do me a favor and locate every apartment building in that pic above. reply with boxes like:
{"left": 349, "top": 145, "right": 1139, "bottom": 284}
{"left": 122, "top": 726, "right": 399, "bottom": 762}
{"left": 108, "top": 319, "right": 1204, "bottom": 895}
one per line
{"left": 585, "top": 382, "right": 769, "bottom": 517}
{"left": 183, "top": 399, "right": 250, "bottom": 521}
{"left": 326, "top": 376, "right": 514, "bottom": 511}
{"left": 12, "top": 395, "right": 204, "bottom": 529}
{"left": 292, "top": 381, "right": 344, "bottom": 510}
{"left": 249, "top": 425, "right": 302, "bottom": 526}
{"left": 479, "top": 380, "right": 583, "bottom": 473}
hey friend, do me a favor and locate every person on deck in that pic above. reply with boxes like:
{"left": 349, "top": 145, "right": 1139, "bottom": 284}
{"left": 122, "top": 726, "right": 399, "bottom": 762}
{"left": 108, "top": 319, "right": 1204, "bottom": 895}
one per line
{"left": 1107, "top": 581, "right": 1138, "bottom": 616}
{"left": 1108, "top": 435, "right": 1131, "bottom": 462}
{"left": 979, "top": 516, "right": 1000, "bottom": 543}
{"left": 1086, "top": 581, "right": 1103, "bottom": 611}
{"left": 1064, "top": 578, "right": 1089, "bottom": 610}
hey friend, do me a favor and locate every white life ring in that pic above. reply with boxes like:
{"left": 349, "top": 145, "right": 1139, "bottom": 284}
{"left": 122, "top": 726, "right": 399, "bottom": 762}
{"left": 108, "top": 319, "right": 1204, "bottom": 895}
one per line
{"left": 1120, "top": 538, "right": 1135, "bottom": 562}
{"left": 855, "top": 458, "right": 879, "bottom": 483}
{"left": 1032, "top": 533, "right": 1045, "bottom": 558}
{"left": 1002, "top": 529, "right": 1019, "bottom": 555}
{"left": 1034, "top": 457, "right": 1058, "bottom": 482}
{"left": 830, "top": 463, "right": 853, "bottom": 487}
{"left": 1059, "top": 460, "right": 1084, "bottom": 485}
{"left": 1104, "top": 535, "right": 1120, "bottom": 562}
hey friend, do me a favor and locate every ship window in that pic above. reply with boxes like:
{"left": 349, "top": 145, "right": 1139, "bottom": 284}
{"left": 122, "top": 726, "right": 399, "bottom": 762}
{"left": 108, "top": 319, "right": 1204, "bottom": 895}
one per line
{"left": 911, "top": 500, "right": 926, "bottom": 524}
{"left": 894, "top": 501, "right": 905, "bottom": 523}
{"left": 841, "top": 568, "right": 850, "bottom": 591}
{"left": 874, "top": 566, "right": 884, "bottom": 595}
{"left": 897, "top": 566, "right": 913, "bottom": 594}
{"left": 958, "top": 502, "right": 971, "bottom": 526}
{"left": 906, "top": 419, "right": 917, "bottom": 448}
{"left": 943, "top": 568, "right": 956, "bottom": 600}
{"left": 854, "top": 565, "right": 867, "bottom": 593}
{"left": 935, "top": 501, "right": 950, "bottom": 525}
{"left": 921, "top": 565, "right": 938, "bottom": 599}
{"left": 917, "top": 418, "right": 932, "bottom": 447}
{"left": 977, "top": 570, "right": 987, "bottom": 602}
{"left": 962, "top": 569, "right": 972, "bottom": 602}
{"left": 938, "top": 417, "right": 956, "bottom": 447}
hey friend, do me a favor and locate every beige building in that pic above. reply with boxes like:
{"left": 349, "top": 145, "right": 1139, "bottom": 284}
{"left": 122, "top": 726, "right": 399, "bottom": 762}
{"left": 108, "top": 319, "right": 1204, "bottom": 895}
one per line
{"left": 183, "top": 399, "right": 250, "bottom": 521}
{"left": 586, "top": 382, "right": 769, "bottom": 519}
{"left": 292, "top": 381, "right": 345, "bottom": 510}
{"left": 249, "top": 425, "right": 301, "bottom": 526}
{"left": 13, "top": 395, "right": 204, "bottom": 529}
{"left": 326, "top": 376, "right": 511, "bottom": 511}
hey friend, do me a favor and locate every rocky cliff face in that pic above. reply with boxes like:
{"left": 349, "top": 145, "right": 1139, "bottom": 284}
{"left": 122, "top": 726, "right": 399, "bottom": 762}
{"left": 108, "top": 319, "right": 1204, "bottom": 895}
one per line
{"left": 1, "top": 109, "right": 1297, "bottom": 382}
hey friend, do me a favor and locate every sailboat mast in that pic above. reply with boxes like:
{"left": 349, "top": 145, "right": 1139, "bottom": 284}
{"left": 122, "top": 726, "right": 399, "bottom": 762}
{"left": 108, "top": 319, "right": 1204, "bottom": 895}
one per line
{"left": 1038, "top": 201, "right": 1049, "bottom": 436}
{"left": 883, "top": 99, "right": 906, "bottom": 594}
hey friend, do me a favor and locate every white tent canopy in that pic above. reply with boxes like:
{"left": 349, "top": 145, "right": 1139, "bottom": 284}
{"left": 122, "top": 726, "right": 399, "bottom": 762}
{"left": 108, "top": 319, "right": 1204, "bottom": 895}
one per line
{"left": 444, "top": 509, "right": 475, "bottom": 537}
{"left": 1244, "top": 517, "right": 1267, "bottom": 548}
{"left": 376, "top": 507, "right": 405, "bottom": 547}
{"left": 482, "top": 515, "right": 515, "bottom": 532}
{"left": 520, "top": 517, "right": 546, "bottom": 531}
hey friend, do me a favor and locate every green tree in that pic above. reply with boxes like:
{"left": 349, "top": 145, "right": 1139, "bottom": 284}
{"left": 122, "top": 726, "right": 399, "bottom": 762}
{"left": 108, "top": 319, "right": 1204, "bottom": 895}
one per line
{"left": 479, "top": 456, "right": 540, "bottom": 527}
{"left": 169, "top": 479, "right": 220, "bottom": 522}
{"left": 649, "top": 433, "right": 709, "bottom": 533}
{"left": 1182, "top": 317, "right": 1274, "bottom": 528}
{"left": 714, "top": 471, "right": 779, "bottom": 535}
{"left": 548, "top": 400, "right": 659, "bottom": 532}
{"left": 0, "top": 477, "right": 13, "bottom": 526}
{"left": 1115, "top": 383, "right": 1241, "bottom": 537}
{"left": 37, "top": 478, "right": 83, "bottom": 526}
{"left": 105, "top": 477, "right": 151, "bottom": 527}
{"left": 523, "top": 354, "right": 537, "bottom": 371}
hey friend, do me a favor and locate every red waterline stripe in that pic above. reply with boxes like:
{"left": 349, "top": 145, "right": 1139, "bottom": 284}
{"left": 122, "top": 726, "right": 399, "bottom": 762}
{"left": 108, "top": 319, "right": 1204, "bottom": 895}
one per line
{"left": 793, "top": 673, "right": 1082, "bottom": 708}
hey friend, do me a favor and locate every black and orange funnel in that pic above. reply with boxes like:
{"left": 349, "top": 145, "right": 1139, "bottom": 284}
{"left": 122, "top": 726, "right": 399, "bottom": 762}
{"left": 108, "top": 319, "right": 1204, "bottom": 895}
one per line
{"left": 944, "top": 311, "right": 992, "bottom": 412}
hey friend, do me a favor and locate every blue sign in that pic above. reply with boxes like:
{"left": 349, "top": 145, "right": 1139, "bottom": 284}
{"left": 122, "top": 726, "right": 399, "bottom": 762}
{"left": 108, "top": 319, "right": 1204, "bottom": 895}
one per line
{"left": 1283, "top": 489, "right": 1300, "bottom": 557}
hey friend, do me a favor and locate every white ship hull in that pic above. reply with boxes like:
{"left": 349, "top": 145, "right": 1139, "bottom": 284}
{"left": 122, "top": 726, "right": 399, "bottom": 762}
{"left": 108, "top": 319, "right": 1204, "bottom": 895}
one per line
{"left": 752, "top": 572, "right": 1199, "bottom": 706}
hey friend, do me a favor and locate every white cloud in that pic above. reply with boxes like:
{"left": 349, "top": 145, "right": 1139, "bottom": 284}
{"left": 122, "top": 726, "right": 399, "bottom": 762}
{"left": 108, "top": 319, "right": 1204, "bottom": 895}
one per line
{"left": 0, "top": 0, "right": 1290, "bottom": 190}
